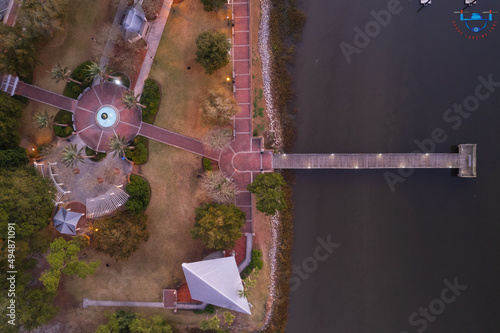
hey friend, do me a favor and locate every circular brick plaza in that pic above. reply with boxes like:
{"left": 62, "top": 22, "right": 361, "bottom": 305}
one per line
{"left": 73, "top": 82, "right": 141, "bottom": 152}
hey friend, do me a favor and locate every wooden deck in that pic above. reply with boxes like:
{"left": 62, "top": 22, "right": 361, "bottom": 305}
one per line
{"left": 273, "top": 144, "right": 476, "bottom": 177}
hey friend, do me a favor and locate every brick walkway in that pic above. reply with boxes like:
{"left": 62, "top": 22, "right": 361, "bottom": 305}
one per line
{"left": 15, "top": 81, "right": 76, "bottom": 111}
{"left": 138, "top": 123, "right": 220, "bottom": 160}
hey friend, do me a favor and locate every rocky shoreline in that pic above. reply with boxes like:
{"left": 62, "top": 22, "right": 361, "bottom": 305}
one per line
{"left": 258, "top": 0, "right": 283, "bottom": 329}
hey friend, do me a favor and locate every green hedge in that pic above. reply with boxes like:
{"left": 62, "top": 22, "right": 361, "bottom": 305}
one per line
{"left": 140, "top": 79, "right": 160, "bottom": 124}
{"left": 242, "top": 249, "right": 264, "bottom": 277}
{"left": 53, "top": 110, "right": 73, "bottom": 137}
{"left": 194, "top": 304, "right": 215, "bottom": 314}
{"left": 63, "top": 61, "right": 92, "bottom": 99}
{"left": 125, "top": 136, "right": 148, "bottom": 165}
{"left": 202, "top": 157, "right": 213, "bottom": 171}
{"left": 125, "top": 175, "right": 150, "bottom": 213}
{"left": 85, "top": 146, "right": 107, "bottom": 162}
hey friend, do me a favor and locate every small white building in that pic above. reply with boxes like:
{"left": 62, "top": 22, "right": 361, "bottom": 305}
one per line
{"left": 182, "top": 256, "right": 251, "bottom": 315}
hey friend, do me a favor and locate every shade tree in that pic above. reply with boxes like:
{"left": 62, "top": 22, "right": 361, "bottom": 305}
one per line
{"left": 191, "top": 203, "right": 245, "bottom": 251}
{"left": 247, "top": 172, "right": 287, "bottom": 216}
{"left": 195, "top": 32, "right": 231, "bottom": 74}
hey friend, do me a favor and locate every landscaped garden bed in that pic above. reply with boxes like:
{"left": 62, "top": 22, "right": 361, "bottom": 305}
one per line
{"left": 125, "top": 135, "right": 148, "bottom": 164}
{"left": 53, "top": 110, "right": 73, "bottom": 137}
{"left": 85, "top": 146, "right": 107, "bottom": 162}
{"left": 63, "top": 60, "right": 92, "bottom": 99}
{"left": 140, "top": 79, "right": 161, "bottom": 124}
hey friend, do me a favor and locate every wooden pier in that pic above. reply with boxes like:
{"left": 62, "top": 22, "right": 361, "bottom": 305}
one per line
{"left": 273, "top": 144, "right": 476, "bottom": 178}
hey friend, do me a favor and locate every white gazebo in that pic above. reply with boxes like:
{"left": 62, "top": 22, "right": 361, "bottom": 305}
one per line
{"left": 182, "top": 256, "right": 251, "bottom": 314}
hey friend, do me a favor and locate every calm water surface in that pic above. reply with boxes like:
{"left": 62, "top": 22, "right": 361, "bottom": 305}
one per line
{"left": 287, "top": 1, "right": 500, "bottom": 332}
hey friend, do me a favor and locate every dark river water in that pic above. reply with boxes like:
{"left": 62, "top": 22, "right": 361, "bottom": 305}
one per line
{"left": 287, "top": 0, "right": 500, "bottom": 332}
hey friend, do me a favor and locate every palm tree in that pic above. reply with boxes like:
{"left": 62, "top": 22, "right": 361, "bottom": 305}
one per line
{"left": 85, "top": 60, "right": 116, "bottom": 85}
{"left": 238, "top": 289, "right": 250, "bottom": 299}
{"left": 122, "top": 90, "right": 146, "bottom": 109}
{"left": 107, "top": 134, "right": 132, "bottom": 158}
{"left": 61, "top": 144, "right": 85, "bottom": 169}
{"left": 33, "top": 111, "right": 68, "bottom": 129}
{"left": 50, "top": 63, "right": 82, "bottom": 85}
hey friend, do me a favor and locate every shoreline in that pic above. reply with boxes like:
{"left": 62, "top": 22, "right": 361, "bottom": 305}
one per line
{"left": 258, "top": 0, "right": 305, "bottom": 331}
{"left": 258, "top": 0, "right": 280, "bottom": 329}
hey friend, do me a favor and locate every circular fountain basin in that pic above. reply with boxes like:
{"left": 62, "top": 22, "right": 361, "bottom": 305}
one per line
{"left": 96, "top": 106, "right": 118, "bottom": 128}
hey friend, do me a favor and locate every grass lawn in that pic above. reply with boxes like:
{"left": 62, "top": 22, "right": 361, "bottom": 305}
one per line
{"left": 18, "top": 0, "right": 117, "bottom": 149}
{"left": 148, "top": 0, "right": 233, "bottom": 139}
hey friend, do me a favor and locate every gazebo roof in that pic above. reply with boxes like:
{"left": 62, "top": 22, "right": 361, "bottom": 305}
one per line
{"left": 182, "top": 257, "right": 251, "bottom": 315}
{"left": 123, "top": 2, "right": 146, "bottom": 37}
{"left": 53, "top": 207, "right": 82, "bottom": 235}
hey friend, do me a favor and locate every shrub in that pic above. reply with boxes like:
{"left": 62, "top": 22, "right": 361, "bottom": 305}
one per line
{"left": 63, "top": 61, "right": 92, "bottom": 99}
{"left": 242, "top": 249, "right": 264, "bottom": 276}
{"left": 202, "top": 157, "right": 213, "bottom": 171}
{"left": 200, "top": 0, "right": 226, "bottom": 11}
{"left": 85, "top": 146, "right": 107, "bottom": 162}
{"left": 52, "top": 110, "right": 73, "bottom": 137}
{"left": 125, "top": 136, "right": 149, "bottom": 164}
{"left": 194, "top": 304, "right": 215, "bottom": 314}
{"left": 140, "top": 79, "right": 161, "bottom": 124}
{"left": 125, "top": 175, "right": 150, "bottom": 213}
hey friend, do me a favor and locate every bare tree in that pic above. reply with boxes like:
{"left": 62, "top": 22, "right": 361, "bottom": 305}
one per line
{"left": 142, "top": 0, "right": 163, "bottom": 20}
{"left": 91, "top": 23, "right": 121, "bottom": 59}
{"left": 203, "top": 127, "right": 233, "bottom": 150}
{"left": 200, "top": 171, "right": 237, "bottom": 204}
{"left": 201, "top": 89, "right": 239, "bottom": 126}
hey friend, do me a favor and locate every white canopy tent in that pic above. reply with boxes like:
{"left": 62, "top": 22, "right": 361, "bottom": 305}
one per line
{"left": 182, "top": 256, "right": 251, "bottom": 315}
